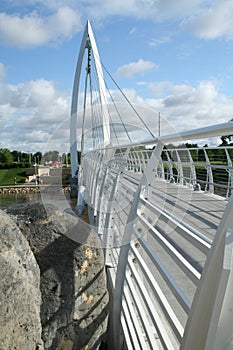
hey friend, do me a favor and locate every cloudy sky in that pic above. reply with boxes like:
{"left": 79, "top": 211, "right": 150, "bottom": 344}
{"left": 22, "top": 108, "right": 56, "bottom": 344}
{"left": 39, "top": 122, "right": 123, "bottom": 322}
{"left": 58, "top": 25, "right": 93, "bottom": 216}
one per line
{"left": 1, "top": 0, "right": 233, "bottom": 153}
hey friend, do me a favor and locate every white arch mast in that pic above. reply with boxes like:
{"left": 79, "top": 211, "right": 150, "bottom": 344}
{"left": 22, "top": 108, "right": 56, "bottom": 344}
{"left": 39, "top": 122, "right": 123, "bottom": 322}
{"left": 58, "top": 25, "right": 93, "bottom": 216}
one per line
{"left": 70, "top": 20, "right": 110, "bottom": 177}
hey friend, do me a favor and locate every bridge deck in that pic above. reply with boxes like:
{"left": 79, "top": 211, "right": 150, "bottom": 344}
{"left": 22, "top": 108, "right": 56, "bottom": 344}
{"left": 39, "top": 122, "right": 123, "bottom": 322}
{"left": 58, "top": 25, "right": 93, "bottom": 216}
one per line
{"left": 106, "top": 171, "right": 228, "bottom": 349}
{"left": 149, "top": 179, "right": 226, "bottom": 239}
{"left": 125, "top": 172, "right": 226, "bottom": 242}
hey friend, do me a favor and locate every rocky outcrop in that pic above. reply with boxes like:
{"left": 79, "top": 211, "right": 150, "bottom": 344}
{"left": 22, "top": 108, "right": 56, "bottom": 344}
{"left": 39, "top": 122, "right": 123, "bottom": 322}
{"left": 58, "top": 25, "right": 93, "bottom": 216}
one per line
{"left": 8, "top": 202, "right": 109, "bottom": 350}
{"left": 0, "top": 209, "right": 43, "bottom": 350}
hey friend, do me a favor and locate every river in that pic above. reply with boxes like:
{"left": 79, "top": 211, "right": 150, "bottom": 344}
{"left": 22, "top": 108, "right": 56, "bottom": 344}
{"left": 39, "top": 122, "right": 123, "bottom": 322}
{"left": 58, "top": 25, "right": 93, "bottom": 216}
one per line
{"left": 0, "top": 192, "right": 76, "bottom": 212}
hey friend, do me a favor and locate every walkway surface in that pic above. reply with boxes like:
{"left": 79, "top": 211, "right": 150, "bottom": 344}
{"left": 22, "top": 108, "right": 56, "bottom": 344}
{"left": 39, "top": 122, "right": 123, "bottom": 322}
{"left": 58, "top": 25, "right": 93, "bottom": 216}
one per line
{"left": 122, "top": 171, "right": 226, "bottom": 242}
{"left": 108, "top": 171, "right": 228, "bottom": 348}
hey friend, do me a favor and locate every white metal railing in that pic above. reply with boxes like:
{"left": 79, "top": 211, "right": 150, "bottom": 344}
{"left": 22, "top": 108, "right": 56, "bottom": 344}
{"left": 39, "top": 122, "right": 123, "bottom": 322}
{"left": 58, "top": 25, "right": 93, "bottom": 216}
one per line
{"left": 127, "top": 145, "right": 233, "bottom": 198}
{"left": 78, "top": 121, "right": 233, "bottom": 350}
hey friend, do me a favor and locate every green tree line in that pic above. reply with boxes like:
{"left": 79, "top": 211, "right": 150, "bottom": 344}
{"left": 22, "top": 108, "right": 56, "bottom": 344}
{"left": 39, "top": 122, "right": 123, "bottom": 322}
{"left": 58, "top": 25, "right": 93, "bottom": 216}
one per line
{"left": 0, "top": 148, "right": 77, "bottom": 169}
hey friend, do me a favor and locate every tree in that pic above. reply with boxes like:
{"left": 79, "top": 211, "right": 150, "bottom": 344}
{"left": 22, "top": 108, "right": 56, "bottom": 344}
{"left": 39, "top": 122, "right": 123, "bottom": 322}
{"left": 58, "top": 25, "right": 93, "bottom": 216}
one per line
{"left": 0, "top": 148, "right": 14, "bottom": 165}
{"left": 219, "top": 118, "right": 233, "bottom": 146}
{"left": 33, "top": 152, "right": 42, "bottom": 164}
{"left": 11, "top": 150, "right": 19, "bottom": 163}
{"left": 43, "top": 151, "right": 60, "bottom": 163}
{"left": 220, "top": 135, "right": 229, "bottom": 146}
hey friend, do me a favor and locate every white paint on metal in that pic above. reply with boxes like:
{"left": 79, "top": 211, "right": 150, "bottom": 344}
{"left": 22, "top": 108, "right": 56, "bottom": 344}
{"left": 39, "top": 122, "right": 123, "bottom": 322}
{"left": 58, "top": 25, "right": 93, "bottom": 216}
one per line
{"left": 71, "top": 23, "right": 233, "bottom": 348}
{"left": 70, "top": 20, "right": 110, "bottom": 177}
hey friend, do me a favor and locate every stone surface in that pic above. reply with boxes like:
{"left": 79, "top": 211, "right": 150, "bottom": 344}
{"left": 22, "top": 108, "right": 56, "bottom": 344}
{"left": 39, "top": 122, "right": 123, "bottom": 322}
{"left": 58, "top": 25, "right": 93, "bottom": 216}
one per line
{"left": 0, "top": 209, "right": 43, "bottom": 350}
{"left": 8, "top": 202, "right": 109, "bottom": 350}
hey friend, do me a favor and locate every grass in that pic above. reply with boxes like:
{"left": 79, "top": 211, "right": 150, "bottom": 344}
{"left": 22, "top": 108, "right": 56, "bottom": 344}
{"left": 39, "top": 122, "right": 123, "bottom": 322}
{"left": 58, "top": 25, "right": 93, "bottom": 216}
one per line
{"left": 0, "top": 168, "right": 28, "bottom": 186}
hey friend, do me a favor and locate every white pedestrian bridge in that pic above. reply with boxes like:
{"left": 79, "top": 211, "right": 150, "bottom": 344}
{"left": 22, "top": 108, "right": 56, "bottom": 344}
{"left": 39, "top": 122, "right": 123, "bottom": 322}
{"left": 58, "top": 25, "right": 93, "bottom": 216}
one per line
{"left": 69, "top": 21, "right": 233, "bottom": 349}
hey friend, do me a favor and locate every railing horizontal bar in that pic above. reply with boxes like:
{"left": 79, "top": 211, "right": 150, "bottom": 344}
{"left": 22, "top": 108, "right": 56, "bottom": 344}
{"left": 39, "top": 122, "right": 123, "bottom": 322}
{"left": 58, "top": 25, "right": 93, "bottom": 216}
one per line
{"left": 84, "top": 121, "right": 233, "bottom": 153}
{"left": 124, "top": 269, "right": 161, "bottom": 349}
{"left": 133, "top": 227, "right": 191, "bottom": 314}
{"left": 105, "top": 247, "right": 120, "bottom": 268}
{"left": 127, "top": 257, "right": 178, "bottom": 350}
{"left": 138, "top": 213, "right": 201, "bottom": 285}
{"left": 120, "top": 314, "right": 135, "bottom": 350}
{"left": 130, "top": 244, "right": 184, "bottom": 342}
{"left": 122, "top": 174, "right": 140, "bottom": 187}
{"left": 163, "top": 161, "right": 232, "bottom": 171}
{"left": 123, "top": 282, "right": 153, "bottom": 349}
{"left": 140, "top": 196, "right": 211, "bottom": 255}
{"left": 194, "top": 163, "right": 232, "bottom": 170}
{"left": 121, "top": 298, "right": 144, "bottom": 350}
{"left": 147, "top": 186, "right": 212, "bottom": 243}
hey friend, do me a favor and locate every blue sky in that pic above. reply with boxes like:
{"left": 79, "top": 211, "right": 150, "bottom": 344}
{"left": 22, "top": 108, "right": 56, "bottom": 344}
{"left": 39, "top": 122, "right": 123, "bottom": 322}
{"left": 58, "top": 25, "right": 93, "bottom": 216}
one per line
{"left": 1, "top": 0, "right": 233, "bottom": 153}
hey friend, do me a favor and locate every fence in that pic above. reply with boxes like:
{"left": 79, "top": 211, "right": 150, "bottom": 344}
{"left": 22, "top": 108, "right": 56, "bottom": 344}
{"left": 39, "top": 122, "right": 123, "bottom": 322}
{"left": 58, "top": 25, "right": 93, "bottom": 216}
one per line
{"left": 78, "top": 122, "right": 233, "bottom": 349}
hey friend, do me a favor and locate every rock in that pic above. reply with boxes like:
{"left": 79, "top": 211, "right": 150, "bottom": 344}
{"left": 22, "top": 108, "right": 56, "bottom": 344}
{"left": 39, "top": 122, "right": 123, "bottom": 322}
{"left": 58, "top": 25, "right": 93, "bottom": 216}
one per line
{"left": 8, "top": 202, "right": 109, "bottom": 350}
{"left": 0, "top": 209, "right": 43, "bottom": 350}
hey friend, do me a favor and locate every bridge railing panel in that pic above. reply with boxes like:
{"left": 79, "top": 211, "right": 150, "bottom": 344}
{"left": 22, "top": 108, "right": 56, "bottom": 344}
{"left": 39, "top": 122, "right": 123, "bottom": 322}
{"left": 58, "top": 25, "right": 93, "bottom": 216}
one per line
{"left": 80, "top": 122, "right": 233, "bottom": 349}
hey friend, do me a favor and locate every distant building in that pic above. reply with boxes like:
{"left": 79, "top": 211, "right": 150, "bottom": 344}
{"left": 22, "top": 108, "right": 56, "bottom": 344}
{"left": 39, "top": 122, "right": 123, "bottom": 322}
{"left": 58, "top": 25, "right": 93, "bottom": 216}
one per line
{"left": 45, "top": 161, "right": 62, "bottom": 167}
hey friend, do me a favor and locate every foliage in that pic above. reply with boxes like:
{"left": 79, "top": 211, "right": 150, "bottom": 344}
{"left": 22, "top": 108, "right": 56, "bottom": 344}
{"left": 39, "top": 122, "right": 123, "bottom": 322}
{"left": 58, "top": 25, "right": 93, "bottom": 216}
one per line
{"left": 219, "top": 118, "right": 233, "bottom": 146}
{"left": 0, "top": 148, "right": 13, "bottom": 165}
{"left": 43, "top": 151, "right": 60, "bottom": 163}
{"left": 0, "top": 148, "right": 72, "bottom": 168}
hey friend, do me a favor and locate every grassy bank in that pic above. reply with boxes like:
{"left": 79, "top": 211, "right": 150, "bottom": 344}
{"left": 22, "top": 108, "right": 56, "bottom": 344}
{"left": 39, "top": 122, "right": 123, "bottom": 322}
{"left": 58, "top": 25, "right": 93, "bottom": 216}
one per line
{"left": 0, "top": 168, "right": 28, "bottom": 186}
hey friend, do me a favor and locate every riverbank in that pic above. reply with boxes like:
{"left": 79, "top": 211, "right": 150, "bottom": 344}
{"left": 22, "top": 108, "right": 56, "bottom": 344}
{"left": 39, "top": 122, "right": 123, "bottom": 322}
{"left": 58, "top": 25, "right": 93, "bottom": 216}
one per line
{"left": 0, "top": 167, "right": 29, "bottom": 186}
{"left": 0, "top": 167, "right": 71, "bottom": 186}
{"left": 0, "top": 185, "right": 71, "bottom": 195}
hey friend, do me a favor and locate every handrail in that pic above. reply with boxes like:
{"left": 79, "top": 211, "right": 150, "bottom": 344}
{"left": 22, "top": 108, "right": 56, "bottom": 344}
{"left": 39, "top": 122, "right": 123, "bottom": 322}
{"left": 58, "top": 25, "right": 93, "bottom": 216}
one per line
{"left": 83, "top": 120, "right": 233, "bottom": 154}
{"left": 79, "top": 122, "right": 233, "bottom": 349}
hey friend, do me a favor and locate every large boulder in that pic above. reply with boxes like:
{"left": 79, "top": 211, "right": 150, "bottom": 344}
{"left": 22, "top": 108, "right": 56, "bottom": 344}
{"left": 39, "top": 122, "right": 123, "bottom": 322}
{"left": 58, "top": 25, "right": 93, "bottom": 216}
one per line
{"left": 8, "top": 202, "right": 109, "bottom": 350}
{"left": 0, "top": 209, "right": 43, "bottom": 350}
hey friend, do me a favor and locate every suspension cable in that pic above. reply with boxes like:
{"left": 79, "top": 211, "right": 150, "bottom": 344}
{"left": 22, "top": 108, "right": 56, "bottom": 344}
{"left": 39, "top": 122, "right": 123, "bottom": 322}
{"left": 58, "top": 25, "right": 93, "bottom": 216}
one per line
{"left": 91, "top": 58, "right": 105, "bottom": 146}
{"left": 105, "top": 82, "right": 132, "bottom": 143}
{"left": 80, "top": 43, "right": 92, "bottom": 160}
{"left": 90, "top": 52, "right": 131, "bottom": 144}
{"left": 83, "top": 41, "right": 155, "bottom": 149}
{"left": 100, "top": 60, "right": 155, "bottom": 138}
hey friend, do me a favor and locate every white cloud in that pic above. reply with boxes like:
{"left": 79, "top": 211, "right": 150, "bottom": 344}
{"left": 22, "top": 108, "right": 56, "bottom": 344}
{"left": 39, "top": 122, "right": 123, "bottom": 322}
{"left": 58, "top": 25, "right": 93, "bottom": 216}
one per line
{"left": 0, "top": 0, "right": 225, "bottom": 49}
{"left": 163, "top": 81, "right": 218, "bottom": 107}
{"left": 129, "top": 27, "right": 136, "bottom": 35}
{"left": 115, "top": 59, "right": 158, "bottom": 78}
{"left": 144, "top": 80, "right": 233, "bottom": 135}
{"left": 0, "top": 7, "right": 82, "bottom": 48}
{"left": 148, "top": 35, "right": 171, "bottom": 47}
{"left": 182, "top": 1, "right": 233, "bottom": 40}
{"left": 77, "top": 0, "right": 204, "bottom": 22}
{"left": 1, "top": 76, "right": 233, "bottom": 151}
{"left": 0, "top": 77, "right": 70, "bottom": 152}
{"left": 155, "top": 0, "right": 203, "bottom": 20}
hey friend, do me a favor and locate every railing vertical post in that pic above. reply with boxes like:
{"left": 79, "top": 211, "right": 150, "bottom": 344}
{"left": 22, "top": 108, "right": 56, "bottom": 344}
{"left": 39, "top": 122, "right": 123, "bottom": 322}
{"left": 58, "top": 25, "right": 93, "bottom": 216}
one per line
{"left": 87, "top": 151, "right": 103, "bottom": 222}
{"left": 104, "top": 147, "right": 131, "bottom": 266}
{"left": 225, "top": 148, "right": 233, "bottom": 199}
{"left": 127, "top": 151, "right": 132, "bottom": 171}
{"left": 135, "top": 151, "right": 141, "bottom": 172}
{"left": 91, "top": 151, "right": 103, "bottom": 215}
{"left": 176, "top": 150, "right": 184, "bottom": 185}
{"left": 159, "top": 156, "right": 165, "bottom": 179}
{"left": 96, "top": 148, "right": 115, "bottom": 236}
{"left": 141, "top": 150, "right": 147, "bottom": 171}
{"left": 131, "top": 151, "right": 137, "bottom": 171}
{"left": 166, "top": 149, "right": 174, "bottom": 181}
{"left": 204, "top": 148, "right": 214, "bottom": 193}
{"left": 188, "top": 149, "right": 197, "bottom": 185}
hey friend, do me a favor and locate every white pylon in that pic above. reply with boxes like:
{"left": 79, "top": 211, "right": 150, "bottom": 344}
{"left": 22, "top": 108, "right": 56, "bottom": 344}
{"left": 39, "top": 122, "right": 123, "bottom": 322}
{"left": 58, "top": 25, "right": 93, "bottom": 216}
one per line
{"left": 70, "top": 20, "right": 110, "bottom": 177}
